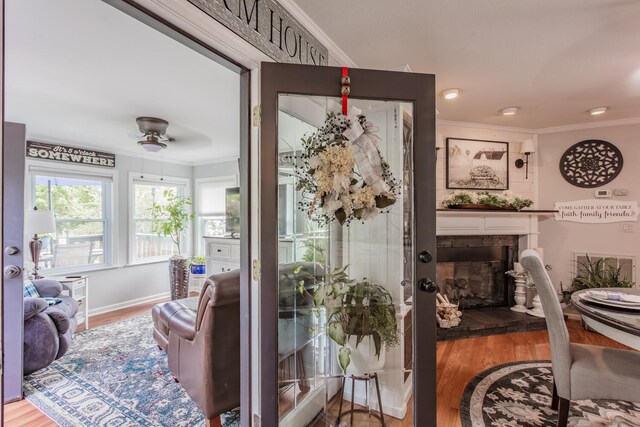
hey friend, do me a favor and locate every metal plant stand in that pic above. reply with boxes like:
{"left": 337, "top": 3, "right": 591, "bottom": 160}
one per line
{"left": 336, "top": 373, "right": 385, "bottom": 426}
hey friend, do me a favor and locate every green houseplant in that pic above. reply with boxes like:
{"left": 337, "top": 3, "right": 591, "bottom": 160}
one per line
{"left": 571, "top": 256, "right": 635, "bottom": 293}
{"left": 151, "top": 189, "right": 195, "bottom": 300}
{"left": 312, "top": 266, "right": 399, "bottom": 373}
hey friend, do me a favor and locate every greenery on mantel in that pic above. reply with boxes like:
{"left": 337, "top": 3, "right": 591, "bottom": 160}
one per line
{"left": 441, "top": 190, "right": 533, "bottom": 211}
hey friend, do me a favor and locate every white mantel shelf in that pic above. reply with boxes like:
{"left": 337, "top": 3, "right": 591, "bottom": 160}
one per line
{"left": 436, "top": 209, "right": 557, "bottom": 248}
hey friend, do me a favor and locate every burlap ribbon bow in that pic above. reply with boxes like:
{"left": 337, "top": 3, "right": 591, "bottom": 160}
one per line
{"left": 342, "top": 108, "right": 389, "bottom": 196}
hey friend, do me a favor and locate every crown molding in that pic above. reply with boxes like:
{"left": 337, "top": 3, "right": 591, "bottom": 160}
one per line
{"left": 277, "top": 0, "right": 357, "bottom": 68}
{"left": 535, "top": 117, "right": 640, "bottom": 134}
{"left": 437, "top": 119, "right": 534, "bottom": 134}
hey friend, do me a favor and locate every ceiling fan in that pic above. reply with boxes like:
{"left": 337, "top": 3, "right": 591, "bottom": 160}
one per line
{"left": 135, "top": 116, "right": 174, "bottom": 153}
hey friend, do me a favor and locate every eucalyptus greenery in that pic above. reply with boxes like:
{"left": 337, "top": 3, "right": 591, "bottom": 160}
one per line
{"left": 571, "top": 256, "right": 635, "bottom": 292}
{"left": 150, "top": 190, "right": 194, "bottom": 255}
{"left": 310, "top": 266, "right": 399, "bottom": 372}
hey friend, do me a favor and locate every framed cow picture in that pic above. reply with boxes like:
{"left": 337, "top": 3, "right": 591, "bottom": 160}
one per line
{"left": 446, "top": 138, "right": 509, "bottom": 190}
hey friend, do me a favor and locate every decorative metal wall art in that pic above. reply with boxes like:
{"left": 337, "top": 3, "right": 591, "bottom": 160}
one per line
{"left": 559, "top": 140, "right": 623, "bottom": 188}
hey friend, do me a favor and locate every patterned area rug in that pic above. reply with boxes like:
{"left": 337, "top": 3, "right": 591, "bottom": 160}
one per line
{"left": 25, "top": 314, "right": 240, "bottom": 426}
{"left": 460, "top": 361, "right": 640, "bottom": 427}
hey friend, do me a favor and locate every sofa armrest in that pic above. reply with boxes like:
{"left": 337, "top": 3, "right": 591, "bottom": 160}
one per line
{"left": 169, "top": 309, "right": 196, "bottom": 341}
{"left": 24, "top": 297, "right": 48, "bottom": 321}
{"left": 32, "top": 279, "right": 63, "bottom": 298}
{"left": 44, "top": 306, "right": 72, "bottom": 335}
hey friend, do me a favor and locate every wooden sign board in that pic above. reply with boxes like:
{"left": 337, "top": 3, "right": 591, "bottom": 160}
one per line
{"left": 188, "top": 0, "right": 328, "bottom": 66}
{"left": 26, "top": 141, "right": 116, "bottom": 168}
{"left": 554, "top": 199, "right": 639, "bottom": 223}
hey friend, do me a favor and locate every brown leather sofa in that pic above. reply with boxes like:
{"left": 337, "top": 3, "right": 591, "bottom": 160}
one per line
{"left": 152, "top": 271, "right": 239, "bottom": 427}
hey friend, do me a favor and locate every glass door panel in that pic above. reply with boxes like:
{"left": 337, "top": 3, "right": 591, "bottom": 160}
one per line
{"left": 276, "top": 94, "right": 415, "bottom": 426}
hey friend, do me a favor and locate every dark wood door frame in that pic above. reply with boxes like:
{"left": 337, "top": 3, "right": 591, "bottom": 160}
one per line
{"left": 259, "top": 62, "right": 437, "bottom": 425}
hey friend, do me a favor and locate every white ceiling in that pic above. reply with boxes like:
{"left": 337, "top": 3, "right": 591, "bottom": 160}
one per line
{"left": 6, "top": 0, "right": 240, "bottom": 163}
{"left": 293, "top": 0, "right": 640, "bottom": 129}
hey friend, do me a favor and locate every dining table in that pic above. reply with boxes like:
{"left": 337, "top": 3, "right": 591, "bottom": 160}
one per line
{"left": 571, "top": 288, "right": 640, "bottom": 351}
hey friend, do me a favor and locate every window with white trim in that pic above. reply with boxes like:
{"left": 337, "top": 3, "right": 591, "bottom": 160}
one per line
{"left": 195, "top": 176, "right": 237, "bottom": 252}
{"left": 130, "top": 175, "right": 190, "bottom": 263}
{"left": 29, "top": 169, "right": 113, "bottom": 272}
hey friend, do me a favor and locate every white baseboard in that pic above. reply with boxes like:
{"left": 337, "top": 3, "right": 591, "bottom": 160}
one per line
{"left": 88, "top": 292, "right": 170, "bottom": 317}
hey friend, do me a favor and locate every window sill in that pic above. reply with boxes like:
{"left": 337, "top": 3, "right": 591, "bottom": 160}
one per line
{"left": 125, "top": 258, "right": 172, "bottom": 267}
{"left": 40, "top": 259, "right": 171, "bottom": 276}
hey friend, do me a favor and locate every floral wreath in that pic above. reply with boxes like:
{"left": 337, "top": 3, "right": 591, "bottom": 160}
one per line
{"left": 295, "top": 107, "right": 401, "bottom": 225}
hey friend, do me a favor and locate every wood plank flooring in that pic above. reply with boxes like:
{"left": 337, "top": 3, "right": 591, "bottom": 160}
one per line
{"left": 4, "top": 300, "right": 628, "bottom": 427}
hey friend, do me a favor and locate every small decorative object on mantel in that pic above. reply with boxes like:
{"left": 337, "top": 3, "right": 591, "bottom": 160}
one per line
{"left": 559, "top": 139, "right": 623, "bottom": 188}
{"left": 442, "top": 190, "right": 533, "bottom": 211}
{"left": 436, "top": 293, "right": 462, "bottom": 328}
{"left": 506, "top": 262, "right": 529, "bottom": 313}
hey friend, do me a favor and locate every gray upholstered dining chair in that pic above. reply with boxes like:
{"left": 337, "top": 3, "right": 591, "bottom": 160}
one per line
{"left": 521, "top": 249, "right": 640, "bottom": 427}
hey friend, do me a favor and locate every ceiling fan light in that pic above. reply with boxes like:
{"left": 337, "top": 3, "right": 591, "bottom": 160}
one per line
{"left": 588, "top": 106, "right": 608, "bottom": 116}
{"left": 500, "top": 106, "right": 520, "bottom": 116}
{"left": 441, "top": 88, "right": 462, "bottom": 100}
{"left": 138, "top": 139, "right": 167, "bottom": 152}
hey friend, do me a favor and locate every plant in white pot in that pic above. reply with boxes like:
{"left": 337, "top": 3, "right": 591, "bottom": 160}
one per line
{"left": 151, "top": 190, "right": 194, "bottom": 300}
{"left": 313, "top": 266, "right": 399, "bottom": 374}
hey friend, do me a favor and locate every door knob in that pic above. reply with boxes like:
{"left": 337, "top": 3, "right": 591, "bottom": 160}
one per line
{"left": 418, "top": 251, "right": 433, "bottom": 264}
{"left": 4, "top": 246, "right": 20, "bottom": 256}
{"left": 4, "top": 265, "right": 22, "bottom": 279}
{"left": 418, "top": 278, "right": 438, "bottom": 293}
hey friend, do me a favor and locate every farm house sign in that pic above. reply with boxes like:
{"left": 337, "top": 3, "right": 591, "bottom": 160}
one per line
{"left": 26, "top": 141, "right": 115, "bottom": 168}
{"left": 554, "top": 199, "right": 639, "bottom": 223}
{"left": 188, "top": 0, "right": 328, "bottom": 65}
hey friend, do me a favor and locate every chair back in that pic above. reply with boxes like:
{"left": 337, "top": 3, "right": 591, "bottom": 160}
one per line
{"left": 520, "top": 249, "right": 572, "bottom": 398}
{"left": 53, "top": 242, "right": 93, "bottom": 268}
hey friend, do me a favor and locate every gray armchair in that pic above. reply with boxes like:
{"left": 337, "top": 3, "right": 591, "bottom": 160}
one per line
{"left": 521, "top": 249, "right": 640, "bottom": 427}
{"left": 24, "top": 279, "right": 79, "bottom": 375}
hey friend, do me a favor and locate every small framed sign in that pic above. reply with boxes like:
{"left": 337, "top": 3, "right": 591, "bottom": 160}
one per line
{"left": 26, "top": 141, "right": 115, "bottom": 168}
{"left": 446, "top": 138, "right": 509, "bottom": 190}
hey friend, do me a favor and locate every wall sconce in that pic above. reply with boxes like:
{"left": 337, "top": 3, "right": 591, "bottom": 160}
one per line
{"left": 515, "top": 139, "right": 535, "bottom": 179}
{"left": 436, "top": 133, "right": 445, "bottom": 153}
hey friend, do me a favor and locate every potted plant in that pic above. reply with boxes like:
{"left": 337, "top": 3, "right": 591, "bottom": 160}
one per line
{"left": 151, "top": 190, "right": 194, "bottom": 300}
{"left": 190, "top": 256, "right": 207, "bottom": 275}
{"left": 313, "top": 266, "right": 399, "bottom": 374}
{"left": 570, "top": 256, "right": 634, "bottom": 293}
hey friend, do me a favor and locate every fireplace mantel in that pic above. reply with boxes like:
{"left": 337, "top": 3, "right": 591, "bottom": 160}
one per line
{"left": 436, "top": 209, "right": 556, "bottom": 249}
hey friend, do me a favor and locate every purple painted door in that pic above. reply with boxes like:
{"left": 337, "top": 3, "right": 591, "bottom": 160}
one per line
{"left": 3, "top": 122, "right": 26, "bottom": 403}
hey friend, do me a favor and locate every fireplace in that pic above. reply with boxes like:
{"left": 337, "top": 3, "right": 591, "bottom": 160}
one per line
{"left": 436, "top": 235, "right": 519, "bottom": 309}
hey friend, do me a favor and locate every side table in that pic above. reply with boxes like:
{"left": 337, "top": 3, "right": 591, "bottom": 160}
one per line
{"left": 52, "top": 275, "right": 89, "bottom": 330}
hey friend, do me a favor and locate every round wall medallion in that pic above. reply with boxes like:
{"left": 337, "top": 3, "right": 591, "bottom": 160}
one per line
{"left": 559, "top": 140, "right": 623, "bottom": 188}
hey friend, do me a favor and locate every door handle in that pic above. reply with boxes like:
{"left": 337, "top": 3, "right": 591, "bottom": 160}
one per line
{"left": 418, "top": 278, "right": 438, "bottom": 293}
{"left": 418, "top": 251, "right": 433, "bottom": 264}
{"left": 4, "top": 246, "right": 20, "bottom": 256}
{"left": 4, "top": 265, "right": 22, "bottom": 279}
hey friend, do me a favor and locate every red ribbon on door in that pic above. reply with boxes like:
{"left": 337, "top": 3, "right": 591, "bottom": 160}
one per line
{"left": 341, "top": 67, "right": 350, "bottom": 115}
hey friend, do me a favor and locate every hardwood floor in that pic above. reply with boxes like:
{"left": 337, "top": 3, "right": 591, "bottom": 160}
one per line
{"left": 4, "top": 302, "right": 628, "bottom": 426}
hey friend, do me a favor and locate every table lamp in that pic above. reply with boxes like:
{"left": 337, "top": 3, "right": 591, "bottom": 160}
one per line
{"left": 25, "top": 208, "right": 56, "bottom": 278}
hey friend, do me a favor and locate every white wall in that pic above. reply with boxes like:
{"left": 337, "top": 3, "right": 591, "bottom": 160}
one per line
{"left": 538, "top": 123, "right": 640, "bottom": 291}
{"left": 436, "top": 122, "right": 537, "bottom": 206}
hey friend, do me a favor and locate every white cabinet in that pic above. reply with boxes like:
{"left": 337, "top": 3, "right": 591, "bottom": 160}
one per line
{"left": 204, "top": 237, "right": 240, "bottom": 274}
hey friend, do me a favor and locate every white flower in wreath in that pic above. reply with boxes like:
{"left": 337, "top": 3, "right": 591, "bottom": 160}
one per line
{"left": 322, "top": 197, "right": 342, "bottom": 215}
{"left": 353, "top": 186, "right": 376, "bottom": 210}
{"left": 308, "top": 155, "right": 321, "bottom": 169}
{"left": 360, "top": 207, "right": 379, "bottom": 221}
{"left": 333, "top": 174, "right": 352, "bottom": 193}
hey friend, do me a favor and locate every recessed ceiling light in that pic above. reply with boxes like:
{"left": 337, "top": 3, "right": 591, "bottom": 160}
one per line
{"left": 588, "top": 106, "right": 608, "bottom": 116}
{"left": 500, "top": 106, "right": 520, "bottom": 116}
{"left": 441, "top": 88, "right": 462, "bottom": 100}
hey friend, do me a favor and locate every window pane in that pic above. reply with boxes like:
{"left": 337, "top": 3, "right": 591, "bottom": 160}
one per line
{"left": 32, "top": 173, "right": 110, "bottom": 271}
{"left": 35, "top": 175, "right": 104, "bottom": 219}
{"left": 132, "top": 181, "right": 186, "bottom": 260}
{"left": 202, "top": 216, "right": 225, "bottom": 237}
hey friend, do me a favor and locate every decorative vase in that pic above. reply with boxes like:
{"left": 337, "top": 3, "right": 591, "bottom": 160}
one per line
{"left": 344, "top": 335, "right": 386, "bottom": 375}
{"left": 190, "top": 264, "right": 206, "bottom": 275}
{"left": 169, "top": 255, "right": 189, "bottom": 300}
